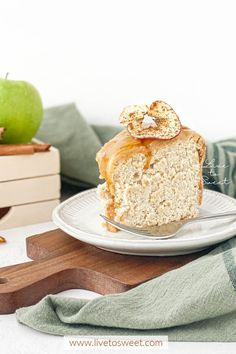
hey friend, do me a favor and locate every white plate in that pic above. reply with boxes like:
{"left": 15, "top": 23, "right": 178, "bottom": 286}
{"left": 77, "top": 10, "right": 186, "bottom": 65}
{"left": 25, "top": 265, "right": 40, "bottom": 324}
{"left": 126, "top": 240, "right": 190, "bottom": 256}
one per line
{"left": 52, "top": 189, "right": 236, "bottom": 256}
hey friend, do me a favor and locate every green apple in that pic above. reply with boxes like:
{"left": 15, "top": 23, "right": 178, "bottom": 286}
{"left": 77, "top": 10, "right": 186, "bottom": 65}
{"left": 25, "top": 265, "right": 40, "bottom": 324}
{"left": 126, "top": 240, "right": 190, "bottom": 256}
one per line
{"left": 0, "top": 77, "right": 43, "bottom": 144}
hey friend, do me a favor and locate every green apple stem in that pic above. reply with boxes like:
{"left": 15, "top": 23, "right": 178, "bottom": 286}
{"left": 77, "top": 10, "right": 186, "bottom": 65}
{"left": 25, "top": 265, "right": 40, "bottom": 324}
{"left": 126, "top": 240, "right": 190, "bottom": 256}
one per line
{"left": 0, "top": 127, "right": 5, "bottom": 140}
{"left": 5, "top": 72, "right": 9, "bottom": 80}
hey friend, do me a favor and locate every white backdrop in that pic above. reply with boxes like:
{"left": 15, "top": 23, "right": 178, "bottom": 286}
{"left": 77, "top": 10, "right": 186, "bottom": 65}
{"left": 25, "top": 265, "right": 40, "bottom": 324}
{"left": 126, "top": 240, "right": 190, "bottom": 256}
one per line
{"left": 0, "top": 0, "right": 235, "bottom": 141}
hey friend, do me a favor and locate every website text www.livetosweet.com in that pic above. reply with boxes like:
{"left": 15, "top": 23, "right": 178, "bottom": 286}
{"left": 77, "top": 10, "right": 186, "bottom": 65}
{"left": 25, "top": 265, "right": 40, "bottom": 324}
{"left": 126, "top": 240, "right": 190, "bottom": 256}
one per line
{"left": 64, "top": 336, "right": 168, "bottom": 352}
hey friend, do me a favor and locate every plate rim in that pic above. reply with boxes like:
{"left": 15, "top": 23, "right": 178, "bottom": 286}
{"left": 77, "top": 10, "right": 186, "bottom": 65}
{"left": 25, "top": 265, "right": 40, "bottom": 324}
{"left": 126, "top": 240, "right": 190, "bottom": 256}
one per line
{"left": 52, "top": 188, "right": 236, "bottom": 250}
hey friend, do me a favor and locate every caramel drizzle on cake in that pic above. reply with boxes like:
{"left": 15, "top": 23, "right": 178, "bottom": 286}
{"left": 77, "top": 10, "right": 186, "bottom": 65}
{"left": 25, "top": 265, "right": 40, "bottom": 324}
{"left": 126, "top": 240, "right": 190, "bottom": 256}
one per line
{"left": 96, "top": 126, "right": 206, "bottom": 230}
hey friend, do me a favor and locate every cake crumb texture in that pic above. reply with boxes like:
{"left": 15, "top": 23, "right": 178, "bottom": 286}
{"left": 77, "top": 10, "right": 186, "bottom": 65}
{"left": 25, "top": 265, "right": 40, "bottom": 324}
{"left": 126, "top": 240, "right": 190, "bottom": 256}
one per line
{"left": 96, "top": 128, "right": 205, "bottom": 229}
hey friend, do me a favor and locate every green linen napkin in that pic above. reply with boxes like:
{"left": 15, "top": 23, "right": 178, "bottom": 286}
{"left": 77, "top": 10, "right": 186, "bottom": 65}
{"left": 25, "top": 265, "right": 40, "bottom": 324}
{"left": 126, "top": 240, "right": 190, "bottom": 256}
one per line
{"left": 16, "top": 103, "right": 236, "bottom": 341}
{"left": 204, "top": 139, "right": 236, "bottom": 197}
{"left": 16, "top": 239, "right": 236, "bottom": 341}
{"left": 36, "top": 103, "right": 121, "bottom": 189}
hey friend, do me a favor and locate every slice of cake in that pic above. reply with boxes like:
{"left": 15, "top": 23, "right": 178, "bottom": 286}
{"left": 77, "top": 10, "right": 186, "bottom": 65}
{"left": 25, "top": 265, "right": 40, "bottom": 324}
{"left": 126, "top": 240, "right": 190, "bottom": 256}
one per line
{"left": 96, "top": 101, "right": 206, "bottom": 231}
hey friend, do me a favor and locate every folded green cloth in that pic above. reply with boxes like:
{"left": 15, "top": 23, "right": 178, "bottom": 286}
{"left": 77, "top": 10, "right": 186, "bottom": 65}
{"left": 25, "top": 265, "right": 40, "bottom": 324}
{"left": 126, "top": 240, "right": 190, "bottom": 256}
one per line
{"left": 36, "top": 103, "right": 121, "bottom": 189}
{"left": 204, "top": 139, "right": 236, "bottom": 197}
{"left": 16, "top": 103, "right": 236, "bottom": 341}
{"left": 16, "top": 239, "right": 236, "bottom": 341}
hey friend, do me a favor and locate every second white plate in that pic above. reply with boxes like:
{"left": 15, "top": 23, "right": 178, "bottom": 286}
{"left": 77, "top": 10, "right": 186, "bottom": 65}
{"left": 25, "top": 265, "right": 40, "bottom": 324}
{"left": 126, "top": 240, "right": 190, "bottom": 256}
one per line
{"left": 53, "top": 188, "right": 236, "bottom": 256}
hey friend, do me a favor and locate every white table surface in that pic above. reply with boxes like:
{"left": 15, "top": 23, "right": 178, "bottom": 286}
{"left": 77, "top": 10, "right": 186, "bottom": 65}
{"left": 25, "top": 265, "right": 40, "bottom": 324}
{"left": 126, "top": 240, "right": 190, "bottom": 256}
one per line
{"left": 0, "top": 222, "right": 235, "bottom": 354}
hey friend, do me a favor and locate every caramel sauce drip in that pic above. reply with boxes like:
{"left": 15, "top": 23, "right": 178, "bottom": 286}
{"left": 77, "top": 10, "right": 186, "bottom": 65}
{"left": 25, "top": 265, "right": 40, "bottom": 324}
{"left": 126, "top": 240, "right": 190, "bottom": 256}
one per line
{"left": 96, "top": 127, "right": 206, "bottom": 230}
{"left": 97, "top": 130, "right": 157, "bottom": 185}
{"left": 96, "top": 127, "right": 202, "bottom": 187}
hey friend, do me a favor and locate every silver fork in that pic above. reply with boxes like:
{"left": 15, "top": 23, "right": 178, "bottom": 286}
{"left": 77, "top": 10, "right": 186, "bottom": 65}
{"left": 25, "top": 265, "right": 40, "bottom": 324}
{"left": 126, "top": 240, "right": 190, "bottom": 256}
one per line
{"left": 100, "top": 210, "right": 236, "bottom": 239}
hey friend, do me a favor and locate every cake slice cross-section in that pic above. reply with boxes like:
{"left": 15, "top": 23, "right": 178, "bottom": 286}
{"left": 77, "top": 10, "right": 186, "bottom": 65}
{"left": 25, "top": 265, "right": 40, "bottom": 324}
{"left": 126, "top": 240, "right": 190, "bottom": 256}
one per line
{"left": 96, "top": 127, "right": 206, "bottom": 231}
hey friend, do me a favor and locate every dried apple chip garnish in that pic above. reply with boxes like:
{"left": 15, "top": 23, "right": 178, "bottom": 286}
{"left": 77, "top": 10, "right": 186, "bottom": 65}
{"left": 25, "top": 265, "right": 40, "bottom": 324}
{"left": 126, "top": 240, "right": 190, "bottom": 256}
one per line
{"left": 119, "top": 101, "right": 181, "bottom": 140}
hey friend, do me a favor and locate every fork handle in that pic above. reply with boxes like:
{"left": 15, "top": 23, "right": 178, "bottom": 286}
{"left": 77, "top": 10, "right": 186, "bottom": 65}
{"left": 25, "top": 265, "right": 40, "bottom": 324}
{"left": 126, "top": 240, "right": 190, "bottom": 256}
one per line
{"left": 189, "top": 210, "right": 236, "bottom": 223}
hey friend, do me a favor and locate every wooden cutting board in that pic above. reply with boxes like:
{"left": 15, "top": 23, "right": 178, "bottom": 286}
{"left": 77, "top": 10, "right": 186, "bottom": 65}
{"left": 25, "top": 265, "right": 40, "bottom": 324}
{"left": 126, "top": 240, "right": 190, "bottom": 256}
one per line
{"left": 0, "top": 229, "right": 210, "bottom": 314}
